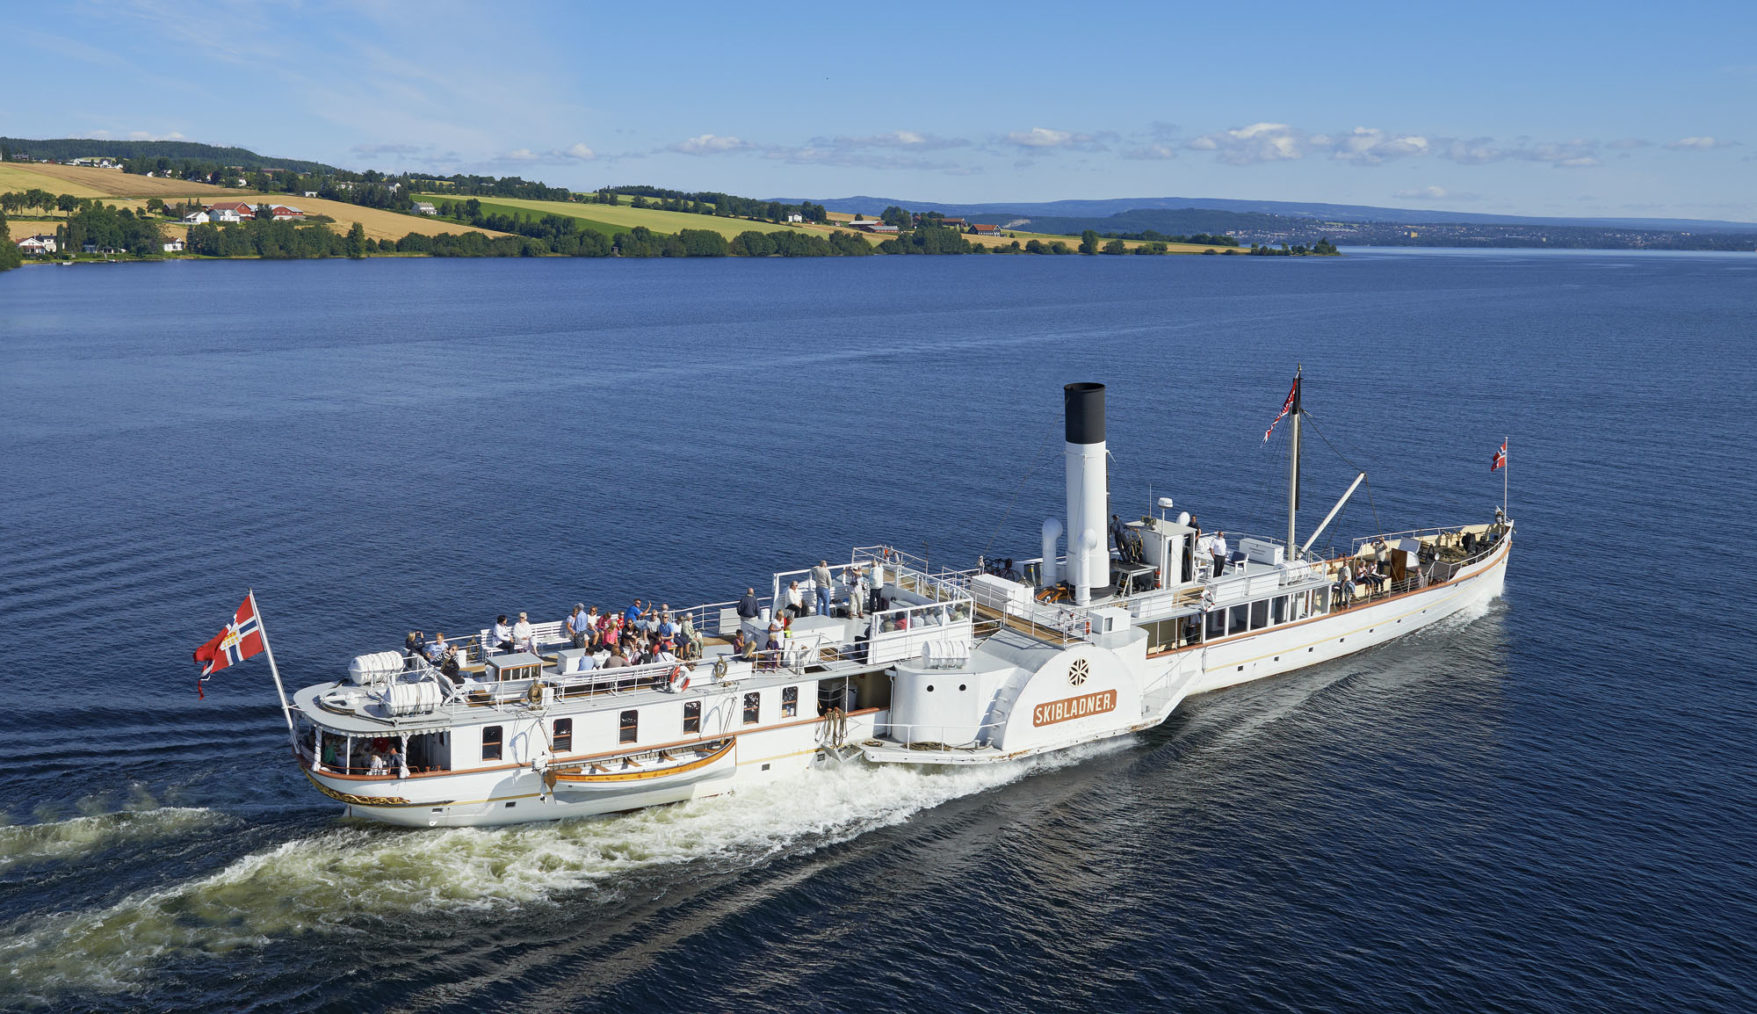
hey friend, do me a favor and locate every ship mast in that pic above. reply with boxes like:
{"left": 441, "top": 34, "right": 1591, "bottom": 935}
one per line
{"left": 1287, "top": 365, "right": 1302, "bottom": 558}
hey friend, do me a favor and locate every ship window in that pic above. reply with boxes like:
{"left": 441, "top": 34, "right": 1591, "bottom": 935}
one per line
{"left": 743, "top": 692, "right": 761, "bottom": 724}
{"left": 1229, "top": 604, "right": 1248, "bottom": 634}
{"left": 684, "top": 700, "right": 701, "bottom": 734}
{"left": 482, "top": 726, "right": 502, "bottom": 762}
{"left": 619, "top": 710, "right": 637, "bottom": 743}
{"left": 1205, "top": 610, "right": 1225, "bottom": 641}
{"left": 1250, "top": 599, "right": 1269, "bottom": 630}
{"left": 1271, "top": 596, "right": 1287, "bottom": 625}
{"left": 553, "top": 718, "right": 572, "bottom": 753}
{"left": 782, "top": 686, "right": 798, "bottom": 717}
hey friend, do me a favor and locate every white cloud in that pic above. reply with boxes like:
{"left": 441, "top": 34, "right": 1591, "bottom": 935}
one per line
{"left": 500, "top": 148, "right": 539, "bottom": 161}
{"left": 1666, "top": 136, "right": 1735, "bottom": 150}
{"left": 1007, "top": 126, "right": 1075, "bottom": 148}
{"left": 1323, "top": 127, "right": 1429, "bottom": 163}
{"left": 672, "top": 133, "right": 748, "bottom": 154}
{"left": 560, "top": 142, "right": 595, "bottom": 160}
{"left": 1186, "top": 123, "right": 1303, "bottom": 164}
{"left": 1123, "top": 144, "right": 1179, "bottom": 160}
{"left": 1394, "top": 185, "right": 1480, "bottom": 201}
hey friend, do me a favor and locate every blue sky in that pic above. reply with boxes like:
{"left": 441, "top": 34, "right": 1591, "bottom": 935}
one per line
{"left": 10, "top": 0, "right": 1755, "bottom": 220}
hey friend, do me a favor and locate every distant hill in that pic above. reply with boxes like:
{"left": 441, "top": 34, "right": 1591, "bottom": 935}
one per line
{"left": 789, "top": 194, "right": 1757, "bottom": 234}
{"left": 0, "top": 137, "right": 335, "bottom": 174}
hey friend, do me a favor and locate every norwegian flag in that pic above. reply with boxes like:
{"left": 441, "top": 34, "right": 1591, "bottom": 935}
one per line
{"left": 1263, "top": 376, "right": 1300, "bottom": 442}
{"left": 1491, "top": 440, "right": 1507, "bottom": 472}
{"left": 194, "top": 594, "right": 266, "bottom": 681}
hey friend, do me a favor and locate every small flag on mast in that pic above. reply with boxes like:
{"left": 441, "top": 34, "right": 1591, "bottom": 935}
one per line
{"left": 1491, "top": 440, "right": 1507, "bottom": 472}
{"left": 1264, "top": 376, "right": 1300, "bottom": 442}
{"left": 193, "top": 594, "right": 266, "bottom": 697}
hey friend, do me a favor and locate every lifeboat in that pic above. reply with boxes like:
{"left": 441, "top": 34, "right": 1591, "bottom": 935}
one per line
{"left": 544, "top": 739, "right": 736, "bottom": 796}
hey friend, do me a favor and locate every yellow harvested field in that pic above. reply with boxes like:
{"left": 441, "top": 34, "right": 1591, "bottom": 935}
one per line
{"left": 261, "top": 195, "right": 507, "bottom": 241}
{"left": 0, "top": 162, "right": 230, "bottom": 198}
{"left": 0, "top": 163, "right": 113, "bottom": 198}
{"left": 9, "top": 220, "right": 51, "bottom": 241}
{"left": 0, "top": 162, "right": 502, "bottom": 242}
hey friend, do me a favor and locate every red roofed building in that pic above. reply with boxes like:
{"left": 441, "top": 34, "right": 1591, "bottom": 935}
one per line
{"left": 269, "top": 205, "right": 305, "bottom": 221}
{"left": 970, "top": 223, "right": 1002, "bottom": 236}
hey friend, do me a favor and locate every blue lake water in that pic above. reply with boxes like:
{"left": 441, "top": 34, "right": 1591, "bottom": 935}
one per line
{"left": 1, "top": 250, "right": 1754, "bottom": 1011}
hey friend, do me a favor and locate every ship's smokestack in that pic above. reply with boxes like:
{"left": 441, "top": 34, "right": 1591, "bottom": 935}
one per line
{"left": 1064, "top": 383, "right": 1107, "bottom": 605}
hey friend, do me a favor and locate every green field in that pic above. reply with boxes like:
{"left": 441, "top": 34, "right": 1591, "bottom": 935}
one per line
{"left": 421, "top": 194, "right": 826, "bottom": 241}
{"left": 427, "top": 198, "right": 622, "bottom": 239}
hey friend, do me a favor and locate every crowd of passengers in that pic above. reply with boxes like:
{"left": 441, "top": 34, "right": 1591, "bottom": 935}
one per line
{"left": 396, "top": 558, "right": 966, "bottom": 683}
{"left": 402, "top": 600, "right": 708, "bottom": 684}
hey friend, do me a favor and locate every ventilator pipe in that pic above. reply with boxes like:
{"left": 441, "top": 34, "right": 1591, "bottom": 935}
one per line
{"left": 1076, "top": 528, "right": 1101, "bottom": 605}
{"left": 1040, "top": 517, "right": 1062, "bottom": 588}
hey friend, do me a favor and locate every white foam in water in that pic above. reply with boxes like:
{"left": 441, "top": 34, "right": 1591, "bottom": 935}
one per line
{"left": 0, "top": 747, "right": 1118, "bottom": 995}
{"left": 0, "top": 807, "right": 227, "bottom": 873}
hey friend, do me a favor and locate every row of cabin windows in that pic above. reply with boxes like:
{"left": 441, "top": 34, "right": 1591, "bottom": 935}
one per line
{"left": 1203, "top": 588, "right": 1330, "bottom": 642}
{"left": 481, "top": 688, "right": 803, "bottom": 761}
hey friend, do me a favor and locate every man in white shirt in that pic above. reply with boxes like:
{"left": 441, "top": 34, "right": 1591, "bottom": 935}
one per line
{"left": 784, "top": 580, "right": 807, "bottom": 619}
{"left": 491, "top": 615, "right": 514, "bottom": 653}
{"left": 1212, "top": 532, "right": 1229, "bottom": 576}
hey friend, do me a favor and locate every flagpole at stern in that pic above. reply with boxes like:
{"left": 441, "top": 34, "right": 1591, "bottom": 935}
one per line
{"left": 1504, "top": 436, "right": 1509, "bottom": 517}
{"left": 250, "top": 589, "right": 299, "bottom": 750}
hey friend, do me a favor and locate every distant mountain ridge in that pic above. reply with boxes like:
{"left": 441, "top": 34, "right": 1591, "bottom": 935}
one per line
{"left": 785, "top": 194, "right": 1757, "bottom": 233}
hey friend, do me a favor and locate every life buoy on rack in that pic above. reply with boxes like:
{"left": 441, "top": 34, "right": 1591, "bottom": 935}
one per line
{"left": 526, "top": 681, "right": 544, "bottom": 706}
{"left": 667, "top": 665, "right": 691, "bottom": 693}
{"left": 713, "top": 657, "right": 729, "bottom": 680}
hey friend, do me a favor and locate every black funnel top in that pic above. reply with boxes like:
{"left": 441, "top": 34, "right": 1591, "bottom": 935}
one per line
{"left": 1064, "top": 383, "right": 1105, "bottom": 445}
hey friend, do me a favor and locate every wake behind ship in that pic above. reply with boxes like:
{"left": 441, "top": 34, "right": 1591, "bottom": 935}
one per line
{"left": 221, "top": 379, "right": 1511, "bottom": 827}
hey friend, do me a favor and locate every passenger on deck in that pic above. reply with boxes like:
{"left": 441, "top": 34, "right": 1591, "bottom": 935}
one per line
{"left": 812, "top": 561, "right": 834, "bottom": 617}
{"left": 1211, "top": 531, "right": 1229, "bottom": 576}
{"left": 731, "top": 629, "right": 751, "bottom": 659}
{"left": 512, "top": 612, "right": 535, "bottom": 652}
{"left": 679, "top": 613, "right": 703, "bottom": 659}
{"left": 426, "top": 633, "right": 457, "bottom": 675}
{"left": 492, "top": 615, "right": 514, "bottom": 654}
{"left": 567, "top": 604, "right": 593, "bottom": 648}
{"left": 783, "top": 580, "right": 808, "bottom": 619}
{"left": 657, "top": 607, "right": 679, "bottom": 641}
{"left": 624, "top": 599, "right": 648, "bottom": 628}
{"left": 404, "top": 631, "right": 426, "bottom": 670}
{"left": 1001, "top": 558, "right": 1021, "bottom": 581}
{"left": 598, "top": 611, "right": 620, "bottom": 650}
{"left": 385, "top": 742, "right": 403, "bottom": 772}
{"left": 737, "top": 588, "right": 760, "bottom": 621}
{"left": 847, "top": 567, "right": 867, "bottom": 619}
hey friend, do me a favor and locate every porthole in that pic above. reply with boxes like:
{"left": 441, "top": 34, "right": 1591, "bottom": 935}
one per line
{"left": 926, "top": 684, "right": 935, "bottom": 692}
{"left": 959, "top": 683, "right": 967, "bottom": 691}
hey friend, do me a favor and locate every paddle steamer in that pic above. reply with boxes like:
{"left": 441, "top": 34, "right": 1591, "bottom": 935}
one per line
{"left": 287, "top": 379, "right": 1511, "bottom": 826}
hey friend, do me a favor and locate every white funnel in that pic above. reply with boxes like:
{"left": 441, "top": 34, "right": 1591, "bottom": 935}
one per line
{"left": 1063, "top": 383, "right": 1107, "bottom": 604}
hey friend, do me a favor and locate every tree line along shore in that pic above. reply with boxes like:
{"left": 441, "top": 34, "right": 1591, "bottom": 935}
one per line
{"left": 2, "top": 160, "right": 1333, "bottom": 273}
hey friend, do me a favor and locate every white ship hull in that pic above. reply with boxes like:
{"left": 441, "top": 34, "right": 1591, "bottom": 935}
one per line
{"left": 302, "top": 707, "right": 882, "bottom": 829}
{"left": 285, "top": 378, "right": 1513, "bottom": 827}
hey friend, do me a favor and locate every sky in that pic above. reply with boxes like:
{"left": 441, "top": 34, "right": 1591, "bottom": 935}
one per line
{"left": 9, "top": 0, "right": 1755, "bottom": 221}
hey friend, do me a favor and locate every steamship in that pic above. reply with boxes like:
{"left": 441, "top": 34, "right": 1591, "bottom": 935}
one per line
{"left": 286, "top": 379, "right": 1511, "bottom": 827}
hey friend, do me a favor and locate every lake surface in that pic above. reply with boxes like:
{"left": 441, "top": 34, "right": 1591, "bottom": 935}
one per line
{"left": 2, "top": 250, "right": 1754, "bottom": 1012}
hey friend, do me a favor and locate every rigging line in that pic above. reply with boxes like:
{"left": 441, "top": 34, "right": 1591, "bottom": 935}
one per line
{"left": 981, "top": 426, "right": 1061, "bottom": 556}
{"left": 1302, "top": 412, "right": 1385, "bottom": 538}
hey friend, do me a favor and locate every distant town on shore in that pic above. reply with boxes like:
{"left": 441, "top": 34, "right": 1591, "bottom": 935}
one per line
{"left": 3, "top": 136, "right": 1751, "bottom": 272}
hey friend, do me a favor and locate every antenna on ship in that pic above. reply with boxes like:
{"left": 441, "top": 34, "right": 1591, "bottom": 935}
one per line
{"left": 1287, "top": 364, "right": 1302, "bottom": 558}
